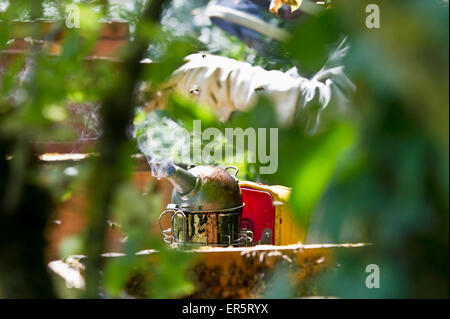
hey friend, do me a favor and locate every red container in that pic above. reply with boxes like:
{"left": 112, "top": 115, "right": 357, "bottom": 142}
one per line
{"left": 240, "top": 186, "right": 275, "bottom": 244}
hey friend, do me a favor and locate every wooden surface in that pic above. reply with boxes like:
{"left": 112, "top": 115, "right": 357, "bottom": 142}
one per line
{"left": 48, "top": 243, "right": 370, "bottom": 298}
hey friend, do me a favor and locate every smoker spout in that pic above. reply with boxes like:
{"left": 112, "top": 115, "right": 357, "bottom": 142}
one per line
{"left": 166, "top": 164, "right": 198, "bottom": 195}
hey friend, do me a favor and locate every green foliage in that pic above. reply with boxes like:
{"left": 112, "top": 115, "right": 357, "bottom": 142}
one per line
{"left": 295, "top": 0, "right": 449, "bottom": 298}
{"left": 0, "top": 0, "right": 448, "bottom": 299}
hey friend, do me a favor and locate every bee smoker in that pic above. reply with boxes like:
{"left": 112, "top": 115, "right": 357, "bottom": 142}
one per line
{"left": 158, "top": 164, "right": 253, "bottom": 247}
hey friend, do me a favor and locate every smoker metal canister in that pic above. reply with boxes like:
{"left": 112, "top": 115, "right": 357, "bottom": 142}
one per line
{"left": 159, "top": 165, "right": 251, "bottom": 247}
{"left": 171, "top": 205, "right": 244, "bottom": 247}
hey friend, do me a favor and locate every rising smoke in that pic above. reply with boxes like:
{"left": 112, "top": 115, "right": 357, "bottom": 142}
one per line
{"left": 133, "top": 110, "right": 191, "bottom": 179}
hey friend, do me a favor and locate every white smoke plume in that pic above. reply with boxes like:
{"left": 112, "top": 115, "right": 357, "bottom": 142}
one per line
{"left": 134, "top": 111, "right": 191, "bottom": 179}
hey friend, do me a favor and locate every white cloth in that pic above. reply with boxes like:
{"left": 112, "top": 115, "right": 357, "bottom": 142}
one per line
{"left": 161, "top": 40, "right": 355, "bottom": 133}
